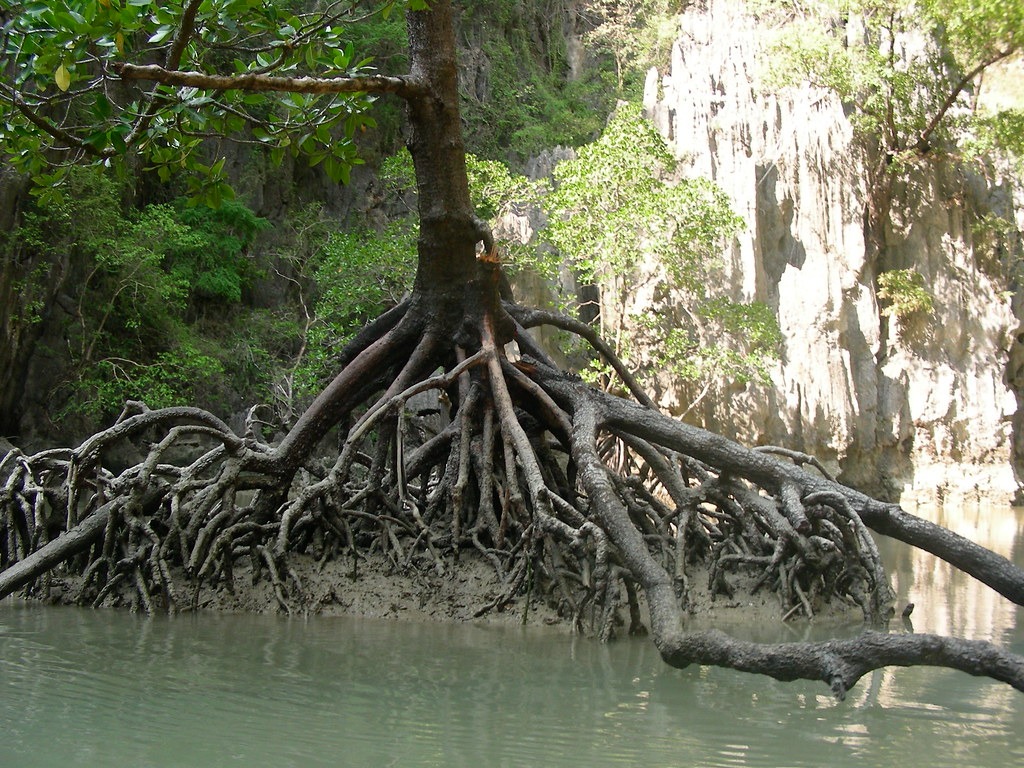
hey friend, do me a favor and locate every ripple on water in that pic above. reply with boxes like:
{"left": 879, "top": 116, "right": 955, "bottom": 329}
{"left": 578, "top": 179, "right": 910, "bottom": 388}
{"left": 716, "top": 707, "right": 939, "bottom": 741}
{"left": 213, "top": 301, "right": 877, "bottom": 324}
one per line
{"left": 3, "top": 514, "right": 1024, "bottom": 768}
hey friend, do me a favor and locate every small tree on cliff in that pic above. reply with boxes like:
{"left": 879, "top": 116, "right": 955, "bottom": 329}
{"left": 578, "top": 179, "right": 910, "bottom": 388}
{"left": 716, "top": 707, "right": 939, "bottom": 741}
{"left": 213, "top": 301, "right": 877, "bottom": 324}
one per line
{"left": 765, "top": 0, "right": 1023, "bottom": 268}
{"left": 3, "top": 0, "right": 1024, "bottom": 698}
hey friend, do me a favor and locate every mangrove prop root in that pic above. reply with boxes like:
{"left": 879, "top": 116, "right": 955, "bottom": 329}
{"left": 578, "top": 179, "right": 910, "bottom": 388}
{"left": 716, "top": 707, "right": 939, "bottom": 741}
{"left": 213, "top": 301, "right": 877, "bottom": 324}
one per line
{"left": 3, "top": 302, "right": 1024, "bottom": 698}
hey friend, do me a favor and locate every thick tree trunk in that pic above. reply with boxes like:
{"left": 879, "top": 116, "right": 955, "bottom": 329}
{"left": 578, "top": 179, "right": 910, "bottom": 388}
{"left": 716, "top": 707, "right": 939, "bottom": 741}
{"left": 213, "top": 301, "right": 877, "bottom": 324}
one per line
{"left": 405, "top": 0, "right": 480, "bottom": 305}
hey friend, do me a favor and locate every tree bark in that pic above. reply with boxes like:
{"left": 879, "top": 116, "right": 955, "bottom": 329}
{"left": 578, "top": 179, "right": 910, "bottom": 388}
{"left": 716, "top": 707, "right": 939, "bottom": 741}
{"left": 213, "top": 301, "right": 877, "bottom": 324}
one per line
{"left": 404, "top": 0, "right": 486, "bottom": 313}
{"left": 659, "top": 628, "right": 1024, "bottom": 699}
{"left": 0, "top": 483, "right": 164, "bottom": 600}
{"left": 0, "top": 506, "right": 109, "bottom": 599}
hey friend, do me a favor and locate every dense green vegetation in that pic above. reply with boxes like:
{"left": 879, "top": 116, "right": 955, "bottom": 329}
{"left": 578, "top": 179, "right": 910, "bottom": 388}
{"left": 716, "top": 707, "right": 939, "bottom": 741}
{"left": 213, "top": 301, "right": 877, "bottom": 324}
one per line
{"left": 542, "top": 104, "right": 779, "bottom": 402}
{"left": 0, "top": 0, "right": 673, "bottom": 182}
{"left": 457, "top": 2, "right": 610, "bottom": 161}
{"left": 456, "top": 0, "right": 682, "bottom": 161}
{"left": 0, "top": 0, "right": 688, "bottom": 438}
{"left": 3, "top": 167, "right": 424, "bottom": 431}
{"left": 0, "top": 0, "right": 401, "bottom": 204}
{"left": 7, "top": 168, "right": 273, "bottom": 424}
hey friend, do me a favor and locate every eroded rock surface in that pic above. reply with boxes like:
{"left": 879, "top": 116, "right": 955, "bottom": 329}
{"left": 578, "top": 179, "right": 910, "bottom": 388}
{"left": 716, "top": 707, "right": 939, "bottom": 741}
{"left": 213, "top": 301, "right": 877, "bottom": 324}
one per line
{"left": 642, "top": 1, "right": 1023, "bottom": 503}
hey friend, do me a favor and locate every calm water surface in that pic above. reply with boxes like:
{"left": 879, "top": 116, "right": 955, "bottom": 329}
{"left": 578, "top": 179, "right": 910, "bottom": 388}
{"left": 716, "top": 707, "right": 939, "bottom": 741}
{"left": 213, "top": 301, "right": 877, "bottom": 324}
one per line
{"left": 2, "top": 506, "right": 1022, "bottom": 767}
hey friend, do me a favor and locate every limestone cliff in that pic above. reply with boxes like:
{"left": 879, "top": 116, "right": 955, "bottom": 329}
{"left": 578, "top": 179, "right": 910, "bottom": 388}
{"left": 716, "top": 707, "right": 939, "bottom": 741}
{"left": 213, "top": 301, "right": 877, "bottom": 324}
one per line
{"left": 643, "top": 1, "right": 1023, "bottom": 503}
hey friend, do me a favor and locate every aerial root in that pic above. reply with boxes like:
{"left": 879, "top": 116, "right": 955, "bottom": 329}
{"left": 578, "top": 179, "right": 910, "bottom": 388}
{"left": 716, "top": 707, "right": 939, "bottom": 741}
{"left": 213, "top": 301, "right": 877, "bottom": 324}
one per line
{"left": 5, "top": 305, "right": 1024, "bottom": 694}
{"left": 0, "top": 323, "right": 893, "bottom": 628}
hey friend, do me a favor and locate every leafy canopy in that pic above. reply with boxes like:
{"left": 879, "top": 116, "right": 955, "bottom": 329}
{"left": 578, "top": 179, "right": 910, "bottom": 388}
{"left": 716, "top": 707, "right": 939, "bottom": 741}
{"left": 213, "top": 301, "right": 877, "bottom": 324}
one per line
{"left": 0, "top": 0, "right": 428, "bottom": 204}
{"left": 546, "top": 103, "right": 743, "bottom": 292}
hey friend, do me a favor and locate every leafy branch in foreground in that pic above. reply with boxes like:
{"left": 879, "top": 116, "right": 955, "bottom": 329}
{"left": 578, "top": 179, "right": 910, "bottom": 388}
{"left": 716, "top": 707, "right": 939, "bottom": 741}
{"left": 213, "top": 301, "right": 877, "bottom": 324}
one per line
{"left": 0, "top": 0, "right": 422, "bottom": 203}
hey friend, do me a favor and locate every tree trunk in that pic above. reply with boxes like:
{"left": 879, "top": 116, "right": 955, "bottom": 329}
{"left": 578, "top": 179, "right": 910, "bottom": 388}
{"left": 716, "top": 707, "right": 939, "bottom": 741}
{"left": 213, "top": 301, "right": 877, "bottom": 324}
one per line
{"left": 405, "top": 0, "right": 480, "bottom": 308}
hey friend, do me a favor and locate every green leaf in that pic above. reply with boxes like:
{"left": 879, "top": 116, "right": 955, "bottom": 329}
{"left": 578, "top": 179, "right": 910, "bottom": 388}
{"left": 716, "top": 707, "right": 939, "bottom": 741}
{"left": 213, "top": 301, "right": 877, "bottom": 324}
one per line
{"left": 148, "top": 25, "right": 174, "bottom": 44}
{"left": 94, "top": 94, "right": 113, "bottom": 120}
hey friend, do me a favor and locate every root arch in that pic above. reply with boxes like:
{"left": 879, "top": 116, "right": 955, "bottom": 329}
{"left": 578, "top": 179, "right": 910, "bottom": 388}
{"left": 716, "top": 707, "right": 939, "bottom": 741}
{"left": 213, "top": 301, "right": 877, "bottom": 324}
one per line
{"left": 3, "top": 297, "right": 1024, "bottom": 697}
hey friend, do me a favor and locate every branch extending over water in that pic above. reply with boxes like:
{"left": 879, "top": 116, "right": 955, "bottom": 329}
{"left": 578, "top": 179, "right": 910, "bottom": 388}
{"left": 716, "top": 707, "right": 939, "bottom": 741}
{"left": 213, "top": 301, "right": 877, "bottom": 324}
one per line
{"left": 115, "top": 63, "right": 426, "bottom": 98}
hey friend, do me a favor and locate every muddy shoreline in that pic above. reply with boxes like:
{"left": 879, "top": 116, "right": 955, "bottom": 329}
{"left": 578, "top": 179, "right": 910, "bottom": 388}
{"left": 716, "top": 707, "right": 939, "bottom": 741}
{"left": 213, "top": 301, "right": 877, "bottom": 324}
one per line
{"left": 34, "top": 550, "right": 860, "bottom": 638}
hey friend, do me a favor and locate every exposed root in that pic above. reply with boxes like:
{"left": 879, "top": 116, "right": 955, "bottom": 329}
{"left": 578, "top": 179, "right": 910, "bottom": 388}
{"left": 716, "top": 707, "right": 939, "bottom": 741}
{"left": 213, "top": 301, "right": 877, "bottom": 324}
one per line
{"left": 3, "top": 297, "right": 1024, "bottom": 696}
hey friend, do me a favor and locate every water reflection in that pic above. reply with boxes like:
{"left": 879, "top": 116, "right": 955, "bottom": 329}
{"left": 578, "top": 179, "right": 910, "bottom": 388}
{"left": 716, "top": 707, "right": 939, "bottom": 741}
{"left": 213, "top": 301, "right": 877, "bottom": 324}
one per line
{"left": 881, "top": 504, "right": 1024, "bottom": 643}
{"left": 870, "top": 504, "right": 1024, "bottom": 730}
{"left": 1, "top": 506, "right": 1023, "bottom": 768}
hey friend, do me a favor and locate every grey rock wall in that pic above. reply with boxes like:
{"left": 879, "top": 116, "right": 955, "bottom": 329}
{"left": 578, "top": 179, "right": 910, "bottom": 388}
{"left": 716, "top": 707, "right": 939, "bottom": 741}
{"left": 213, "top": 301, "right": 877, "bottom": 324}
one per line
{"left": 643, "top": 0, "right": 1023, "bottom": 503}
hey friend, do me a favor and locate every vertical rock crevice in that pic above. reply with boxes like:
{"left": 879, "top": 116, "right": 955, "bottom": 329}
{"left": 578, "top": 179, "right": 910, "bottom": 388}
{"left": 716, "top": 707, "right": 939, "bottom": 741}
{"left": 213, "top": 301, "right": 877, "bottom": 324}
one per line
{"left": 644, "top": 0, "right": 1023, "bottom": 504}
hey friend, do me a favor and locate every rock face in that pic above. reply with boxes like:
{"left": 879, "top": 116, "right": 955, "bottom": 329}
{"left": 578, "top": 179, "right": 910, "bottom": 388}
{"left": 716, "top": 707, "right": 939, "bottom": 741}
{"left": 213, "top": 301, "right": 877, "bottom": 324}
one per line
{"left": 643, "top": 1, "right": 1023, "bottom": 503}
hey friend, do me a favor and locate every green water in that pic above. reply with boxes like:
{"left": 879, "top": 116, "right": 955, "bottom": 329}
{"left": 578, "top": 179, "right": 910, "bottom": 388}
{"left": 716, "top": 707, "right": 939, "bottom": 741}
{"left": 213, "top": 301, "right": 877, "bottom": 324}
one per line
{"left": 2, "top": 507, "right": 1022, "bottom": 768}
